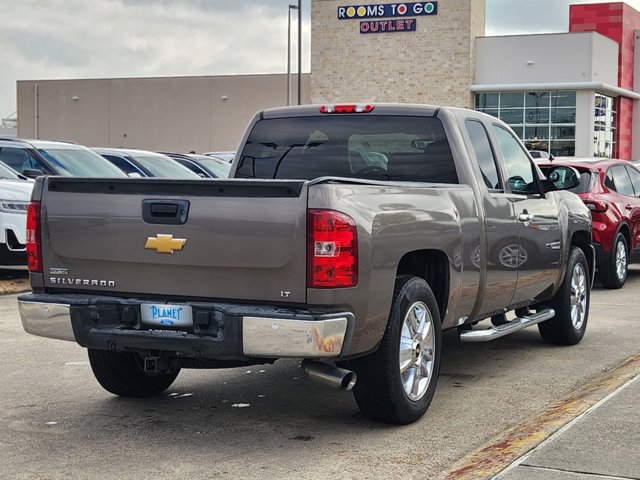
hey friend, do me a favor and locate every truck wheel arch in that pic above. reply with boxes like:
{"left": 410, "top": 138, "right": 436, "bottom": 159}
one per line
{"left": 571, "top": 230, "right": 594, "bottom": 283}
{"left": 396, "top": 250, "right": 449, "bottom": 319}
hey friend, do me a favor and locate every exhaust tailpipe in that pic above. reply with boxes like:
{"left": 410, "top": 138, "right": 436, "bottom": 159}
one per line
{"left": 302, "top": 360, "right": 357, "bottom": 391}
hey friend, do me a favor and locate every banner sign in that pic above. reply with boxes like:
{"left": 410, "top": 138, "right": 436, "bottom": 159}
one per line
{"left": 338, "top": 2, "right": 438, "bottom": 20}
{"left": 360, "top": 18, "right": 417, "bottom": 33}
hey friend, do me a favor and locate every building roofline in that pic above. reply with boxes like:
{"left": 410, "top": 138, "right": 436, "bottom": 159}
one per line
{"left": 471, "top": 82, "right": 640, "bottom": 100}
{"left": 16, "top": 72, "right": 311, "bottom": 84}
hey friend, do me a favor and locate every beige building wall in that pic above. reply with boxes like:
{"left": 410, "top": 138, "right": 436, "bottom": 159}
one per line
{"left": 311, "top": 0, "right": 485, "bottom": 107}
{"left": 18, "top": 80, "right": 111, "bottom": 147}
{"left": 17, "top": 74, "right": 310, "bottom": 152}
{"left": 475, "top": 32, "right": 619, "bottom": 86}
{"left": 108, "top": 77, "right": 212, "bottom": 151}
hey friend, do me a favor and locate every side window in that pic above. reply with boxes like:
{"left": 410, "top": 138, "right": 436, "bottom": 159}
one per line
{"left": 604, "top": 168, "right": 616, "bottom": 191}
{"left": 492, "top": 125, "right": 537, "bottom": 194}
{"left": 611, "top": 165, "right": 635, "bottom": 197}
{"left": 175, "top": 159, "right": 201, "bottom": 175}
{"left": 102, "top": 155, "right": 141, "bottom": 175}
{"left": 236, "top": 116, "right": 458, "bottom": 183}
{"left": 625, "top": 166, "right": 640, "bottom": 197}
{"left": 0, "top": 147, "right": 45, "bottom": 173}
{"left": 465, "top": 119, "right": 502, "bottom": 190}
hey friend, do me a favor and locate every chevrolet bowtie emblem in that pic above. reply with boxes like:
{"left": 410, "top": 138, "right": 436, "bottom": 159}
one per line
{"left": 144, "top": 234, "right": 187, "bottom": 254}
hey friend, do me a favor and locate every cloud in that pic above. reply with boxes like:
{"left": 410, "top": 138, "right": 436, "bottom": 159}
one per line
{"left": 487, "top": 0, "right": 640, "bottom": 35}
{"left": 486, "top": 0, "right": 570, "bottom": 35}
{"left": 0, "top": 0, "right": 311, "bottom": 118}
{"left": 2, "top": 0, "right": 640, "bottom": 120}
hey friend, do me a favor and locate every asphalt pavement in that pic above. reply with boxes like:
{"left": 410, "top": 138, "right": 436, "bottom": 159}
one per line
{"left": 1, "top": 268, "right": 639, "bottom": 479}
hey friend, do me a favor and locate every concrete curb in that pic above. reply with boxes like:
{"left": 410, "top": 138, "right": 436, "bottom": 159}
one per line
{"left": 439, "top": 354, "right": 640, "bottom": 480}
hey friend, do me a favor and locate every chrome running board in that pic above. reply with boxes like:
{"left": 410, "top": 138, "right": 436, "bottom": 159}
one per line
{"left": 459, "top": 308, "right": 555, "bottom": 343}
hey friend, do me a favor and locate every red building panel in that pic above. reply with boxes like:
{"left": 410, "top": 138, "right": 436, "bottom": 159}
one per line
{"left": 569, "top": 2, "right": 640, "bottom": 159}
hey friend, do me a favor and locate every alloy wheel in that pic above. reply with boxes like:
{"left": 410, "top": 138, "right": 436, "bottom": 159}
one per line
{"left": 570, "top": 263, "right": 588, "bottom": 330}
{"left": 399, "top": 301, "right": 435, "bottom": 401}
{"left": 615, "top": 239, "right": 627, "bottom": 281}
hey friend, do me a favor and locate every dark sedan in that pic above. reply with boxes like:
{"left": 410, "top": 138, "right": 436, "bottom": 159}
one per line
{"left": 162, "top": 153, "right": 231, "bottom": 178}
{"left": 93, "top": 148, "right": 200, "bottom": 179}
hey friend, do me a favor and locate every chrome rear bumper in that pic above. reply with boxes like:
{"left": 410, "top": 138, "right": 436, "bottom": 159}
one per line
{"left": 17, "top": 296, "right": 352, "bottom": 359}
{"left": 243, "top": 316, "right": 348, "bottom": 357}
{"left": 18, "top": 300, "right": 76, "bottom": 342}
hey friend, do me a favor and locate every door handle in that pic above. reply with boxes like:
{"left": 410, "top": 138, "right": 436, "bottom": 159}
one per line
{"left": 142, "top": 199, "right": 190, "bottom": 225}
{"left": 626, "top": 204, "right": 633, "bottom": 210}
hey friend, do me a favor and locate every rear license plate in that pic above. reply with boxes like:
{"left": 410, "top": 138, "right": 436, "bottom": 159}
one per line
{"left": 141, "top": 303, "right": 193, "bottom": 328}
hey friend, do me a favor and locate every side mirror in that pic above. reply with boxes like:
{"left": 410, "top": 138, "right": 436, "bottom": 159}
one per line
{"left": 545, "top": 166, "right": 580, "bottom": 191}
{"left": 22, "top": 169, "right": 44, "bottom": 178}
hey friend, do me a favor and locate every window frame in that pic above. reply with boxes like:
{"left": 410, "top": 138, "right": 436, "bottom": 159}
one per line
{"left": 465, "top": 118, "right": 504, "bottom": 192}
{"left": 491, "top": 123, "right": 542, "bottom": 196}
{"left": 608, "top": 165, "right": 635, "bottom": 198}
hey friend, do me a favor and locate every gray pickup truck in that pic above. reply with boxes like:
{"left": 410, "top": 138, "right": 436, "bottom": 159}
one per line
{"left": 19, "top": 104, "right": 593, "bottom": 425}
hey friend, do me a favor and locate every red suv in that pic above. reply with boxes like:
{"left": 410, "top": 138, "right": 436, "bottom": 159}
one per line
{"left": 539, "top": 158, "right": 640, "bottom": 289}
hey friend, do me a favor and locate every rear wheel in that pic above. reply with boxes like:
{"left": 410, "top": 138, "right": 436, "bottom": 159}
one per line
{"left": 350, "top": 276, "right": 442, "bottom": 425}
{"left": 598, "top": 233, "right": 628, "bottom": 289}
{"left": 538, "top": 247, "right": 589, "bottom": 345}
{"left": 88, "top": 349, "right": 179, "bottom": 397}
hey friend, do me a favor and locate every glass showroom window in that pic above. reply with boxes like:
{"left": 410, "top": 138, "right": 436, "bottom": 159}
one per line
{"left": 594, "top": 94, "right": 616, "bottom": 158}
{"left": 475, "top": 91, "right": 576, "bottom": 156}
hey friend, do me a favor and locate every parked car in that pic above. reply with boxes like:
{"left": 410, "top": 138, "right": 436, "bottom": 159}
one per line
{"left": 0, "top": 138, "right": 125, "bottom": 178}
{"left": 162, "top": 152, "right": 231, "bottom": 178}
{"left": 538, "top": 157, "right": 640, "bottom": 288}
{"left": 203, "top": 151, "right": 235, "bottom": 163}
{"left": 93, "top": 148, "right": 200, "bottom": 179}
{"left": 0, "top": 161, "right": 34, "bottom": 267}
{"left": 528, "top": 150, "right": 551, "bottom": 159}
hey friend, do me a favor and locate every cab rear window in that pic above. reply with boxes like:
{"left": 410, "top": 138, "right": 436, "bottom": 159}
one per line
{"left": 235, "top": 116, "right": 458, "bottom": 184}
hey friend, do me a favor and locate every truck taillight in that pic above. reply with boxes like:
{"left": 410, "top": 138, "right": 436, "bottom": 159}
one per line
{"left": 307, "top": 210, "right": 358, "bottom": 288}
{"left": 26, "top": 201, "right": 42, "bottom": 273}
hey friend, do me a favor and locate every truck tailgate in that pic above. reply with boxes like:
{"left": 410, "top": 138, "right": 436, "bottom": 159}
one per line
{"left": 40, "top": 178, "right": 308, "bottom": 303}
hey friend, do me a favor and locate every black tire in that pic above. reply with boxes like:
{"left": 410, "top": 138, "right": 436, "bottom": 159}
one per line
{"left": 350, "top": 276, "right": 442, "bottom": 425}
{"left": 88, "top": 349, "right": 179, "bottom": 397}
{"left": 538, "top": 247, "right": 590, "bottom": 345}
{"left": 598, "top": 233, "right": 628, "bottom": 289}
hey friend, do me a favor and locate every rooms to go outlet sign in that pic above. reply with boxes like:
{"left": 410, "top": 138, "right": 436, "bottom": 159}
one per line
{"left": 337, "top": 2, "right": 438, "bottom": 34}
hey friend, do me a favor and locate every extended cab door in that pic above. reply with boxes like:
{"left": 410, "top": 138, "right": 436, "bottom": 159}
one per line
{"left": 490, "top": 125, "right": 563, "bottom": 302}
{"left": 464, "top": 119, "right": 519, "bottom": 315}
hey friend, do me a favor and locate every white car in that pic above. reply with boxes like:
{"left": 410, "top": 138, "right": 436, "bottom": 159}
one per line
{"left": 0, "top": 161, "right": 34, "bottom": 268}
{"left": 203, "top": 151, "right": 235, "bottom": 163}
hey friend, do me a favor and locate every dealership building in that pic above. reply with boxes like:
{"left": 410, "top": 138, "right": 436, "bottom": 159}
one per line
{"left": 16, "top": 0, "right": 640, "bottom": 159}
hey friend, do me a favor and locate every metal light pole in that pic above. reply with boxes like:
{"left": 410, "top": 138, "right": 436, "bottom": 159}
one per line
{"left": 297, "top": 0, "right": 302, "bottom": 105}
{"left": 287, "top": 4, "right": 298, "bottom": 106}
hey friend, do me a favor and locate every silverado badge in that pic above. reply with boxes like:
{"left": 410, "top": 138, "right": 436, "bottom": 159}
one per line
{"left": 144, "top": 234, "right": 187, "bottom": 254}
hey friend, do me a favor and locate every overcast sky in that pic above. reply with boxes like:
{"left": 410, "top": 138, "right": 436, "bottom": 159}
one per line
{"left": 2, "top": 0, "right": 640, "bottom": 120}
